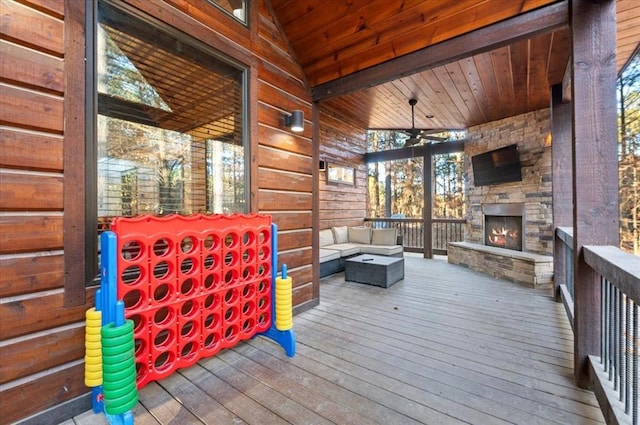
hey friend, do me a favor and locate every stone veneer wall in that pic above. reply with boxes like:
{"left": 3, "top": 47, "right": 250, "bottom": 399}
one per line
{"left": 465, "top": 108, "right": 553, "bottom": 255}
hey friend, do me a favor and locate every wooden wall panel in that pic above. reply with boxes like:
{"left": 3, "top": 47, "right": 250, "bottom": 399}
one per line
{"left": 0, "top": 0, "right": 64, "bottom": 55}
{"left": 269, "top": 211, "right": 312, "bottom": 231}
{"left": 0, "top": 171, "right": 63, "bottom": 210}
{"left": 0, "top": 363, "right": 86, "bottom": 425}
{"left": 258, "top": 167, "right": 312, "bottom": 192}
{"left": 318, "top": 108, "right": 368, "bottom": 229}
{"left": 278, "top": 247, "right": 312, "bottom": 270}
{"left": 0, "top": 290, "right": 94, "bottom": 340}
{"left": 0, "top": 251, "right": 64, "bottom": 297}
{"left": 257, "top": 145, "right": 312, "bottom": 173}
{"left": 277, "top": 229, "right": 312, "bottom": 252}
{"left": 0, "top": 214, "right": 63, "bottom": 254}
{"left": 258, "top": 120, "right": 312, "bottom": 155}
{"left": 0, "top": 324, "right": 85, "bottom": 384}
{"left": 0, "top": 83, "right": 63, "bottom": 133}
{"left": 0, "top": 40, "right": 64, "bottom": 93}
{"left": 257, "top": 190, "right": 312, "bottom": 211}
{"left": 0, "top": 128, "right": 64, "bottom": 172}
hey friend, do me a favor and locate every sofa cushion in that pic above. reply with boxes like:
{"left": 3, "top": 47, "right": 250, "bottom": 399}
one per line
{"left": 348, "top": 227, "right": 371, "bottom": 244}
{"left": 319, "top": 229, "right": 335, "bottom": 247}
{"left": 371, "top": 228, "right": 397, "bottom": 246}
{"left": 359, "top": 244, "right": 403, "bottom": 256}
{"left": 332, "top": 226, "right": 349, "bottom": 244}
{"left": 323, "top": 243, "right": 361, "bottom": 257}
{"left": 319, "top": 248, "right": 340, "bottom": 263}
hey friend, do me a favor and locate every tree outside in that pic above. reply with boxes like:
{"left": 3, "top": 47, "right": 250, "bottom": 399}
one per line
{"left": 618, "top": 50, "right": 640, "bottom": 255}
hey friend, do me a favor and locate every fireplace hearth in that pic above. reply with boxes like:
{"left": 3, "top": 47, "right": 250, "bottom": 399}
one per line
{"left": 482, "top": 203, "right": 525, "bottom": 251}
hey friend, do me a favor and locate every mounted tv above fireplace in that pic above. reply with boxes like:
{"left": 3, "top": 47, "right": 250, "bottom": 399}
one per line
{"left": 471, "top": 144, "right": 522, "bottom": 186}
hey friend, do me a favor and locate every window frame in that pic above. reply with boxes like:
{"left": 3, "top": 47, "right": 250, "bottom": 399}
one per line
{"left": 84, "top": 0, "right": 250, "bottom": 284}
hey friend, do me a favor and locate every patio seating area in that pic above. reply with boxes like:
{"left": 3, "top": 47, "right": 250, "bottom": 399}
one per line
{"left": 64, "top": 254, "right": 604, "bottom": 425}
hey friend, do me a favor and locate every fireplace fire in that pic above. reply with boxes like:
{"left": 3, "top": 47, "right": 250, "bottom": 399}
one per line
{"left": 485, "top": 216, "right": 522, "bottom": 251}
{"left": 482, "top": 203, "right": 525, "bottom": 251}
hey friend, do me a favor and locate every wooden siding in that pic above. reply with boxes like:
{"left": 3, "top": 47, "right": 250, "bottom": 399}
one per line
{"left": 0, "top": 0, "right": 314, "bottom": 423}
{"left": 0, "top": 2, "right": 80, "bottom": 423}
{"left": 318, "top": 108, "right": 368, "bottom": 230}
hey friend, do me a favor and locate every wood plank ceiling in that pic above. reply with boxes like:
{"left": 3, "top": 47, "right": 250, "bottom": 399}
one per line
{"left": 270, "top": 0, "right": 640, "bottom": 132}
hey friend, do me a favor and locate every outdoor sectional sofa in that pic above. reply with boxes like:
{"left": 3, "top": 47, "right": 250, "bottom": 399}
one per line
{"left": 319, "top": 226, "right": 403, "bottom": 278}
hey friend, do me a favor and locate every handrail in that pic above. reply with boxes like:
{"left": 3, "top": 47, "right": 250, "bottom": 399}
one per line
{"left": 364, "top": 217, "right": 465, "bottom": 254}
{"left": 583, "top": 245, "right": 639, "bottom": 425}
{"left": 584, "top": 245, "right": 640, "bottom": 304}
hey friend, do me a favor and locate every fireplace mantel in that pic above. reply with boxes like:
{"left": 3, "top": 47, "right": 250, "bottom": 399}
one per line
{"left": 482, "top": 203, "right": 524, "bottom": 217}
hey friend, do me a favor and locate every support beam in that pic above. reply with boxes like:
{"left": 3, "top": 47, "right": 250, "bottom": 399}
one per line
{"left": 571, "top": 0, "right": 619, "bottom": 388}
{"left": 551, "top": 84, "right": 573, "bottom": 301}
{"left": 423, "top": 143, "right": 433, "bottom": 259}
{"left": 312, "top": 1, "right": 568, "bottom": 101}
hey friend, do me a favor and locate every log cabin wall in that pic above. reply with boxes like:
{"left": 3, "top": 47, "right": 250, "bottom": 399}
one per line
{"left": 0, "top": 0, "right": 314, "bottom": 423}
{"left": 318, "top": 107, "right": 368, "bottom": 230}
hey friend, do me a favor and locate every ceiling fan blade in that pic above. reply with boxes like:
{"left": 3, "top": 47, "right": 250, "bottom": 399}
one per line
{"left": 404, "top": 137, "right": 421, "bottom": 147}
{"left": 422, "top": 135, "right": 447, "bottom": 142}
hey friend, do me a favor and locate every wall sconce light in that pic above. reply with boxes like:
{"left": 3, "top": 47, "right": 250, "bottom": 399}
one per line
{"left": 285, "top": 110, "right": 304, "bottom": 132}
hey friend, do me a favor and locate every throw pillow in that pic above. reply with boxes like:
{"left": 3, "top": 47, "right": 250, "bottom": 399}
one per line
{"left": 371, "top": 228, "right": 396, "bottom": 245}
{"left": 332, "top": 226, "right": 349, "bottom": 244}
{"left": 348, "top": 227, "right": 371, "bottom": 244}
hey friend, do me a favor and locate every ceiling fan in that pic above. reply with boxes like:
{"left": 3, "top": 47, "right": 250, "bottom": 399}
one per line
{"left": 402, "top": 98, "right": 446, "bottom": 146}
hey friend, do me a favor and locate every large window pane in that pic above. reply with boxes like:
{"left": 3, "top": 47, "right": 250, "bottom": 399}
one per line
{"left": 92, "top": 1, "right": 247, "bottom": 278}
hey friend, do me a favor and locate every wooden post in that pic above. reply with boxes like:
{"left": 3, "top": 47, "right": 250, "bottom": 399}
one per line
{"left": 423, "top": 143, "right": 433, "bottom": 259}
{"left": 571, "top": 0, "right": 619, "bottom": 388}
{"left": 551, "top": 84, "right": 573, "bottom": 301}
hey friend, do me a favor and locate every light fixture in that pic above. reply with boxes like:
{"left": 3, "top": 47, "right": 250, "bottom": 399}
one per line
{"left": 285, "top": 110, "right": 304, "bottom": 132}
{"left": 319, "top": 160, "right": 326, "bottom": 171}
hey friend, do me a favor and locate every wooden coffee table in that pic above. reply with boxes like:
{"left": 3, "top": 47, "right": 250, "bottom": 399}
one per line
{"left": 344, "top": 254, "right": 404, "bottom": 288}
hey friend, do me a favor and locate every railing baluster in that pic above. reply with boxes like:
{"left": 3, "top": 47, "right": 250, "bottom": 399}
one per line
{"left": 633, "top": 302, "right": 638, "bottom": 425}
{"left": 625, "top": 296, "right": 631, "bottom": 410}
{"left": 615, "top": 284, "right": 620, "bottom": 390}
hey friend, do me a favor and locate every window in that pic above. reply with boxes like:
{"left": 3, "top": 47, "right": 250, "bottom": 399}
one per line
{"left": 207, "top": 0, "right": 247, "bottom": 24}
{"left": 88, "top": 1, "right": 248, "bottom": 281}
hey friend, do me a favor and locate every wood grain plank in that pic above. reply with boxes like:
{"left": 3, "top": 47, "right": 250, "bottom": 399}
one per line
{"left": 0, "top": 171, "right": 63, "bottom": 211}
{"left": 0, "top": 290, "right": 93, "bottom": 339}
{"left": 0, "top": 362, "right": 86, "bottom": 424}
{"left": 257, "top": 120, "right": 312, "bottom": 156}
{"left": 136, "top": 381, "right": 203, "bottom": 424}
{"left": 258, "top": 167, "right": 312, "bottom": 192}
{"left": 257, "top": 146, "right": 312, "bottom": 174}
{"left": 268, "top": 211, "right": 312, "bottom": 231}
{"left": 0, "top": 323, "right": 85, "bottom": 383}
{"left": 0, "top": 127, "right": 64, "bottom": 171}
{"left": 0, "top": 214, "right": 63, "bottom": 254}
{"left": 20, "top": 0, "right": 64, "bottom": 18}
{"left": 277, "top": 247, "right": 312, "bottom": 271}
{"left": 0, "top": 40, "right": 64, "bottom": 93}
{"left": 0, "top": 251, "right": 64, "bottom": 296}
{"left": 0, "top": 83, "right": 63, "bottom": 133}
{"left": 276, "top": 229, "right": 311, "bottom": 252}
{"left": 180, "top": 362, "right": 290, "bottom": 424}
{"left": 0, "top": 0, "right": 64, "bottom": 55}
{"left": 257, "top": 189, "right": 312, "bottom": 211}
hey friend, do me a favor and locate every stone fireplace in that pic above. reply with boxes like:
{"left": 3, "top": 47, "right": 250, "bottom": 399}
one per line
{"left": 447, "top": 109, "right": 554, "bottom": 289}
{"left": 483, "top": 203, "right": 524, "bottom": 251}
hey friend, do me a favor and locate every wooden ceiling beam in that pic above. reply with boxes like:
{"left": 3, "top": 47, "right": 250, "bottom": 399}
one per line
{"left": 312, "top": 0, "right": 568, "bottom": 102}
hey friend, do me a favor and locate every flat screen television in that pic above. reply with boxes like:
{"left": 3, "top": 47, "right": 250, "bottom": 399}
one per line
{"left": 471, "top": 144, "right": 522, "bottom": 187}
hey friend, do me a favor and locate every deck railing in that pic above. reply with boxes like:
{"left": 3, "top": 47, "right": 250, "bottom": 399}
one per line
{"left": 584, "top": 245, "right": 639, "bottom": 425}
{"left": 363, "top": 217, "right": 465, "bottom": 254}
{"left": 556, "top": 227, "right": 575, "bottom": 323}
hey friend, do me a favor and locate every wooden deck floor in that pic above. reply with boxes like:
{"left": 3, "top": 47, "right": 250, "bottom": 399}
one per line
{"left": 64, "top": 254, "right": 604, "bottom": 425}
